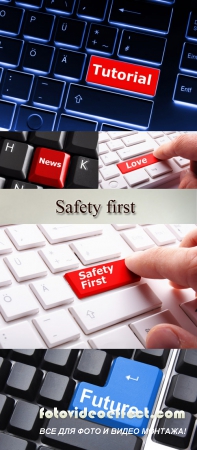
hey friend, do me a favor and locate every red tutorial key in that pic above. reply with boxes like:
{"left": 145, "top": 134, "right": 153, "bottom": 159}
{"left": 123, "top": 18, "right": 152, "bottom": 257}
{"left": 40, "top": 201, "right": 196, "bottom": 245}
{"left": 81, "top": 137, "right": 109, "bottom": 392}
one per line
{"left": 64, "top": 259, "right": 141, "bottom": 299}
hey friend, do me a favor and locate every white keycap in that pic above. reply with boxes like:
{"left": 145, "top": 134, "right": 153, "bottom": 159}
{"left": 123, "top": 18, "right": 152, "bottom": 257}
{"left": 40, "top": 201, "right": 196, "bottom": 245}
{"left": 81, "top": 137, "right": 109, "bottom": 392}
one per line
{"left": 112, "top": 224, "right": 136, "bottom": 231}
{"left": 124, "top": 168, "right": 149, "bottom": 187}
{"left": 100, "top": 152, "right": 120, "bottom": 166}
{"left": 99, "top": 160, "right": 103, "bottom": 168}
{"left": 173, "top": 156, "right": 190, "bottom": 168}
{"left": 0, "top": 230, "right": 13, "bottom": 254}
{"left": 167, "top": 224, "right": 196, "bottom": 240}
{"left": 29, "top": 276, "right": 74, "bottom": 310}
{"left": 180, "top": 299, "right": 197, "bottom": 326}
{"left": 145, "top": 162, "right": 172, "bottom": 178}
{"left": 122, "top": 227, "right": 155, "bottom": 251}
{"left": 98, "top": 132, "right": 110, "bottom": 143}
{"left": 100, "top": 165, "right": 120, "bottom": 180}
{"left": 145, "top": 225, "right": 176, "bottom": 245}
{"left": 106, "top": 139, "right": 124, "bottom": 151}
{"left": 69, "top": 284, "right": 161, "bottom": 334}
{"left": 33, "top": 309, "right": 80, "bottom": 348}
{"left": 38, "top": 245, "right": 79, "bottom": 273}
{"left": 70, "top": 236, "right": 121, "bottom": 265}
{"left": 0, "top": 286, "right": 39, "bottom": 322}
{"left": 89, "top": 326, "right": 144, "bottom": 349}
{"left": 4, "top": 252, "right": 47, "bottom": 282}
{"left": 168, "top": 132, "right": 181, "bottom": 140}
{"left": 5, "top": 225, "right": 46, "bottom": 250}
{"left": 0, "top": 262, "right": 12, "bottom": 287}
{"left": 0, "top": 321, "right": 42, "bottom": 348}
{"left": 100, "top": 178, "right": 128, "bottom": 189}
{"left": 117, "top": 142, "right": 157, "bottom": 160}
{"left": 130, "top": 309, "right": 179, "bottom": 346}
{"left": 122, "top": 134, "right": 146, "bottom": 146}
{"left": 148, "top": 132, "right": 164, "bottom": 139}
{"left": 98, "top": 143, "right": 109, "bottom": 155}
{"left": 99, "top": 173, "right": 103, "bottom": 183}
{"left": 107, "top": 131, "right": 136, "bottom": 139}
{"left": 156, "top": 135, "right": 171, "bottom": 145}
{"left": 38, "top": 225, "right": 103, "bottom": 244}
{"left": 66, "top": 341, "right": 90, "bottom": 349}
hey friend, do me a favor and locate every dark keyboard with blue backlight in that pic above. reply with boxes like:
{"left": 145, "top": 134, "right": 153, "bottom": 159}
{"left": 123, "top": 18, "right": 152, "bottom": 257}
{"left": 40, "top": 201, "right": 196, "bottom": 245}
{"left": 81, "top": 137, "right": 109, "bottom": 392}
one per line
{"left": 1, "top": 349, "right": 197, "bottom": 450}
{"left": 0, "top": 131, "right": 98, "bottom": 188}
{"left": 0, "top": 0, "right": 196, "bottom": 131}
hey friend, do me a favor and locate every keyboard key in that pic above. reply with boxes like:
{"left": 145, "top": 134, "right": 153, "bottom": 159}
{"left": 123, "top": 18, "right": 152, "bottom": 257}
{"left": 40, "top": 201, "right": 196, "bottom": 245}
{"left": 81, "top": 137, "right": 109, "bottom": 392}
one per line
{"left": 45, "top": 0, "right": 76, "bottom": 15}
{"left": 0, "top": 36, "right": 23, "bottom": 67}
{"left": 9, "top": 349, "right": 44, "bottom": 365}
{"left": 186, "top": 12, "right": 197, "bottom": 40}
{"left": 0, "top": 285, "right": 39, "bottom": 321}
{"left": 23, "top": 11, "right": 55, "bottom": 42}
{"left": 16, "top": 0, "right": 42, "bottom": 6}
{"left": 173, "top": 156, "right": 190, "bottom": 167}
{"left": 41, "top": 349, "right": 78, "bottom": 375}
{"left": 77, "top": 0, "right": 107, "bottom": 20}
{"left": 65, "top": 259, "right": 140, "bottom": 299}
{"left": 5, "top": 224, "right": 46, "bottom": 250}
{"left": 89, "top": 326, "right": 143, "bottom": 349}
{"left": 28, "top": 147, "right": 71, "bottom": 188}
{"left": 29, "top": 131, "right": 67, "bottom": 150}
{"left": 0, "top": 262, "right": 12, "bottom": 286}
{"left": 165, "top": 373, "right": 197, "bottom": 413}
{"left": 134, "top": 349, "right": 170, "bottom": 369}
{"left": 0, "top": 100, "right": 16, "bottom": 130}
{"left": 0, "top": 177, "right": 5, "bottom": 188}
{"left": 145, "top": 224, "right": 176, "bottom": 245}
{"left": 176, "top": 349, "right": 197, "bottom": 377}
{"left": 38, "top": 224, "right": 103, "bottom": 244}
{"left": 117, "top": 142, "right": 158, "bottom": 160}
{"left": 106, "top": 139, "right": 124, "bottom": 151}
{"left": 180, "top": 299, "right": 197, "bottom": 326}
{"left": 5, "top": 179, "right": 43, "bottom": 189}
{"left": 0, "top": 229, "right": 13, "bottom": 254}
{"left": 5, "top": 362, "right": 42, "bottom": 400}
{"left": 0, "top": 131, "right": 28, "bottom": 141}
{"left": 99, "top": 164, "right": 120, "bottom": 180}
{"left": 33, "top": 77, "right": 65, "bottom": 109}
{"left": 0, "top": 357, "right": 11, "bottom": 389}
{"left": 86, "top": 24, "right": 118, "bottom": 55}
{"left": 32, "top": 309, "right": 80, "bottom": 348}
{"left": 124, "top": 168, "right": 149, "bottom": 186}
{"left": 101, "top": 152, "right": 119, "bottom": 165}
{"left": 154, "top": 408, "right": 195, "bottom": 448}
{"left": 69, "top": 284, "right": 162, "bottom": 334}
{"left": 23, "top": 42, "right": 54, "bottom": 74}
{"left": 65, "top": 155, "right": 98, "bottom": 188}
{"left": 8, "top": 400, "right": 41, "bottom": 439}
{"left": 117, "top": 153, "right": 160, "bottom": 174}
{"left": 119, "top": 31, "right": 166, "bottom": 65}
{"left": 70, "top": 236, "right": 121, "bottom": 265}
{"left": 73, "top": 350, "right": 112, "bottom": 385}
{"left": 2, "top": 70, "right": 34, "bottom": 102}
{"left": 0, "top": 321, "right": 42, "bottom": 349}
{"left": 66, "top": 84, "right": 153, "bottom": 129}
{"left": 180, "top": 42, "right": 197, "bottom": 73}
{"left": 54, "top": 18, "right": 86, "bottom": 49}
{"left": 167, "top": 224, "right": 196, "bottom": 240}
{"left": 0, "top": 6, "right": 24, "bottom": 36}
{"left": 65, "top": 131, "right": 98, "bottom": 158}
{"left": 0, "top": 139, "right": 34, "bottom": 179}
{"left": 121, "top": 227, "right": 155, "bottom": 251}
{"left": 38, "top": 244, "right": 79, "bottom": 273}
{"left": 4, "top": 251, "right": 47, "bottom": 282}
{"left": 38, "top": 372, "right": 75, "bottom": 408}
{"left": 145, "top": 161, "right": 172, "bottom": 178}
{"left": 100, "top": 177, "right": 128, "bottom": 189}
{"left": 16, "top": 106, "right": 56, "bottom": 130}
{"left": 0, "top": 433, "right": 34, "bottom": 450}
{"left": 0, "top": 394, "right": 14, "bottom": 429}
{"left": 173, "top": 74, "right": 197, "bottom": 106}
{"left": 58, "top": 114, "right": 97, "bottom": 131}
{"left": 130, "top": 310, "right": 179, "bottom": 346}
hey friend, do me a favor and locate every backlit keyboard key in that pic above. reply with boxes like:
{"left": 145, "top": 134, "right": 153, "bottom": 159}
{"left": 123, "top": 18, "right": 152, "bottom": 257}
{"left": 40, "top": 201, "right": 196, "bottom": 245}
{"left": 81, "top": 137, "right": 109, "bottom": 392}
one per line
{"left": 0, "top": 285, "right": 39, "bottom": 322}
{"left": 70, "top": 236, "right": 121, "bottom": 265}
{"left": 5, "top": 224, "right": 46, "bottom": 250}
{"left": 33, "top": 77, "right": 65, "bottom": 109}
{"left": 54, "top": 18, "right": 86, "bottom": 49}
{"left": 15, "top": 0, "right": 42, "bottom": 6}
{"left": 122, "top": 228, "right": 155, "bottom": 251}
{"left": 4, "top": 251, "right": 47, "bottom": 282}
{"left": 29, "top": 276, "right": 74, "bottom": 310}
{"left": 38, "top": 224, "right": 103, "bottom": 244}
{"left": 65, "top": 259, "right": 140, "bottom": 299}
{"left": 130, "top": 310, "right": 179, "bottom": 346}
{"left": 69, "top": 284, "right": 162, "bottom": 334}
{"left": 173, "top": 74, "right": 197, "bottom": 106}
{"left": 186, "top": 12, "right": 197, "bottom": 41}
{"left": 28, "top": 147, "right": 71, "bottom": 188}
{"left": 45, "top": 0, "right": 76, "bottom": 15}
{"left": 0, "top": 6, "right": 24, "bottom": 36}
{"left": 16, "top": 106, "right": 57, "bottom": 131}
{"left": 38, "top": 244, "right": 79, "bottom": 273}
{"left": 0, "top": 321, "right": 42, "bottom": 348}
{"left": 23, "top": 42, "right": 54, "bottom": 74}
{"left": 54, "top": 49, "right": 86, "bottom": 82}
{"left": 119, "top": 31, "right": 166, "bottom": 65}
{"left": 77, "top": 0, "right": 107, "bottom": 20}
{"left": 145, "top": 224, "right": 176, "bottom": 245}
{"left": 145, "top": 161, "right": 172, "bottom": 178}
{"left": 86, "top": 24, "right": 118, "bottom": 55}
{"left": 2, "top": 70, "right": 34, "bottom": 102}
{"left": 0, "top": 100, "right": 16, "bottom": 130}
{"left": 23, "top": 11, "right": 55, "bottom": 42}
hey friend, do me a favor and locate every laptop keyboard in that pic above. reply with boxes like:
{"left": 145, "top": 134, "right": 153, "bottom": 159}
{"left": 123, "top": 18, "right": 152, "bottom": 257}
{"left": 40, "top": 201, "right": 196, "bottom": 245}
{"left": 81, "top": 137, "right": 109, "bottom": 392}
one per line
{"left": 99, "top": 130, "right": 190, "bottom": 189}
{"left": 0, "top": 0, "right": 197, "bottom": 131}
{"left": 0, "top": 131, "right": 98, "bottom": 189}
{"left": 0, "top": 349, "right": 197, "bottom": 449}
{"left": 0, "top": 223, "right": 196, "bottom": 349}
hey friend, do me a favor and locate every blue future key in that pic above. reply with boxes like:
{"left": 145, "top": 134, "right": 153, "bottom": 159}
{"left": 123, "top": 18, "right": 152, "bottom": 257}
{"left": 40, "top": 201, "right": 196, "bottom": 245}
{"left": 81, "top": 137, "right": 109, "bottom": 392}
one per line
{"left": 70, "top": 357, "right": 162, "bottom": 436}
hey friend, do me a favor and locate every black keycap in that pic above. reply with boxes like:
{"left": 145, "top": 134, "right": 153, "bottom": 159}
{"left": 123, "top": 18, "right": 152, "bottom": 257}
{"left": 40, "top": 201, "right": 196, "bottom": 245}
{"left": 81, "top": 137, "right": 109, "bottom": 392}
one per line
{"left": 66, "top": 84, "right": 153, "bottom": 129}
{"left": 23, "top": 42, "right": 54, "bottom": 74}
{"left": 5, "top": 179, "right": 42, "bottom": 189}
{"left": 8, "top": 400, "right": 41, "bottom": 439}
{"left": 65, "top": 131, "right": 98, "bottom": 158}
{"left": 38, "top": 372, "right": 75, "bottom": 408}
{"left": 58, "top": 114, "right": 97, "bottom": 130}
{"left": 192, "top": 427, "right": 197, "bottom": 450}
{"left": 180, "top": 43, "right": 197, "bottom": 73}
{"left": 0, "top": 350, "right": 9, "bottom": 357}
{"left": 174, "top": 73, "right": 197, "bottom": 105}
{"left": 186, "top": 12, "right": 197, "bottom": 40}
{"left": 41, "top": 349, "right": 78, "bottom": 375}
{"left": 86, "top": 24, "right": 117, "bottom": 55}
{"left": 165, "top": 374, "right": 197, "bottom": 414}
{"left": 23, "top": 11, "right": 55, "bottom": 42}
{"left": 0, "top": 432, "right": 35, "bottom": 450}
{"left": 103, "top": 350, "right": 134, "bottom": 358}
{"left": 65, "top": 155, "right": 98, "bottom": 188}
{"left": 46, "top": 0, "right": 75, "bottom": 15}
{"left": 0, "top": 394, "right": 14, "bottom": 429}
{"left": 119, "top": 31, "right": 166, "bottom": 65}
{"left": 5, "top": 362, "right": 43, "bottom": 400}
{"left": 154, "top": 408, "right": 195, "bottom": 449}
{"left": 16, "top": 106, "right": 56, "bottom": 130}
{"left": 42, "top": 416, "right": 142, "bottom": 450}
{"left": 54, "top": 49, "right": 86, "bottom": 81}
{"left": 0, "top": 131, "right": 29, "bottom": 141}
{"left": 77, "top": 0, "right": 107, "bottom": 20}
{"left": 10, "top": 350, "right": 44, "bottom": 365}
{"left": 0, "top": 101, "right": 16, "bottom": 130}
{"left": 0, "top": 6, "right": 24, "bottom": 36}
{"left": 176, "top": 349, "right": 197, "bottom": 377}
{"left": 55, "top": 18, "right": 86, "bottom": 49}
{"left": 2, "top": 70, "right": 33, "bottom": 102}
{"left": 0, "top": 36, "right": 23, "bottom": 66}
{"left": 0, "top": 177, "right": 5, "bottom": 188}
{"left": 134, "top": 350, "right": 170, "bottom": 369}
{"left": 29, "top": 131, "right": 67, "bottom": 150}
{"left": 74, "top": 350, "right": 112, "bottom": 385}
{"left": 0, "top": 357, "right": 11, "bottom": 389}
{"left": 0, "top": 139, "right": 34, "bottom": 179}
{"left": 16, "top": 0, "right": 42, "bottom": 6}
{"left": 109, "top": 0, "right": 172, "bottom": 34}
{"left": 33, "top": 77, "right": 65, "bottom": 109}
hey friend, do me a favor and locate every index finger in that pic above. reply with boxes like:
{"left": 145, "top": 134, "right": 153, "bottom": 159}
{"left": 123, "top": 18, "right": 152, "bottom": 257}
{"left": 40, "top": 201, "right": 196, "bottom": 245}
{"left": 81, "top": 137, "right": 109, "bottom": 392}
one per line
{"left": 153, "top": 134, "right": 197, "bottom": 161}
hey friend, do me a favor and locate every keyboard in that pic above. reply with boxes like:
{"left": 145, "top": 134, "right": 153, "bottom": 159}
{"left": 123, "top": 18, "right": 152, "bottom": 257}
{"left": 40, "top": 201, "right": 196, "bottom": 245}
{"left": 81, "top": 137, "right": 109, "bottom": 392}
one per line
{"left": 0, "top": 223, "right": 196, "bottom": 349}
{"left": 0, "top": 131, "right": 99, "bottom": 189}
{"left": 0, "top": 0, "right": 197, "bottom": 131}
{"left": 99, "top": 130, "right": 190, "bottom": 189}
{"left": 0, "top": 348, "right": 197, "bottom": 450}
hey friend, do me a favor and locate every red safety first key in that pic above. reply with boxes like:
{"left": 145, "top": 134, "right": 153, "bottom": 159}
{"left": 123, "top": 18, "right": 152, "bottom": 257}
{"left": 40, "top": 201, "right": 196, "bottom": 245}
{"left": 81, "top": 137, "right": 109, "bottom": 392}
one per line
{"left": 117, "top": 153, "right": 160, "bottom": 174}
{"left": 64, "top": 259, "right": 141, "bottom": 299}
{"left": 28, "top": 147, "right": 71, "bottom": 188}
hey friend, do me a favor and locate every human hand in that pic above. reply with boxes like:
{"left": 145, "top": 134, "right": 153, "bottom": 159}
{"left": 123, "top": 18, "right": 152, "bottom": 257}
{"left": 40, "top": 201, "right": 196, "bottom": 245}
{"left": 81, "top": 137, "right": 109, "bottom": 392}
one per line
{"left": 125, "top": 229, "right": 197, "bottom": 348}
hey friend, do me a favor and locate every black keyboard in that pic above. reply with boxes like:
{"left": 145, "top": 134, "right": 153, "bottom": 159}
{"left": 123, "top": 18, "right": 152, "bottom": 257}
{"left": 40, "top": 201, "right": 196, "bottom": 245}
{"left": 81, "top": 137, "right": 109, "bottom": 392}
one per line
{"left": 0, "top": 349, "right": 197, "bottom": 450}
{"left": 0, "top": 131, "right": 98, "bottom": 189}
{"left": 0, "top": 0, "right": 196, "bottom": 131}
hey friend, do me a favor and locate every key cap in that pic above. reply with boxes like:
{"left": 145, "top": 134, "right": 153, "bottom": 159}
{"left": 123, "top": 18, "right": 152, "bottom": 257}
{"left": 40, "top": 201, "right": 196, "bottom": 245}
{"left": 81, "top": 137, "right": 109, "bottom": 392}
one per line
{"left": 41, "top": 349, "right": 78, "bottom": 375}
{"left": 74, "top": 350, "right": 112, "bottom": 385}
{"left": 46, "top": 0, "right": 76, "bottom": 15}
{"left": 173, "top": 74, "right": 197, "bottom": 106}
{"left": 5, "top": 224, "right": 46, "bottom": 250}
{"left": 8, "top": 400, "right": 41, "bottom": 439}
{"left": 70, "top": 357, "right": 162, "bottom": 435}
{"left": 55, "top": 18, "right": 86, "bottom": 49}
{"left": 66, "top": 84, "right": 153, "bottom": 129}
{"left": 0, "top": 6, "right": 24, "bottom": 36}
{"left": 0, "top": 321, "right": 42, "bottom": 349}
{"left": 117, "top": 142, "right": 158, "bottom": 160}
{"left": 16, "top": 106, "right": 56, "bottom": 130}
{"left": 100, "top": 178, "right": 128, "bottom": 189}
{"left": 192, "top": 428, "right": 197, "bottom": 450}
{"left": 0, "top": 139, "right": 34, "bottom": 179}
{"left": 0, "top": 394, "right": 14, "bottom": 429}
{"left": 101, "top": 152, "right": 119, "bottom": 165}
{"left": 0, "top": 229, "right": 13, "bottom": 254}
{"left": 4, "top": 251, "right": 47, "bottom": 282}
{"left": 134, "top": 349, "right": 170, "bottom": 369}
{"left": 122, "top": 227, "right": 155, "bottom": 251}
{"left": 186, "top": 12, "right": 197, "bottom": 40}
{"left": 0, "top": 100, "right": 16, "bottom": 130}
{"left": 0, "top": 357, "right": 11, "bottom": 389}
{"left": 145, "top": 224, "right": 176, "bottom": 245}
{"left": 173, "top": 156, "right": 190, "bottom": 167}
{"left": 58, "top": 114, "right": 97, "bottom": 131}
{"left": 77, "top": 0, "right": 107, "bottom": 20}
{"left": 70, "top": 236, "right": 121, "bottom": 265}
{"left": 9, "top": 350, "right": 44, "bottom": 365}
{"left": 165, "top": 373, "right": 197, "bottom": 413}
{"left": 38, "top": 224, "right": 103, "bottom": 244}
{"left": 98, "top": 132, "right": 110, "bottom": 143}
{"left": 107, "top": 131, "right": 135, "bottom": 139}
{"left": 5, "top": 179, "right": 43, "bottom": 189}
{"left": 29, "top": 131, "right": 67, "bottom": 150}
{"left": 119, "top": 31, "right": 166, "bottom": 65}
{"left": 55, "top": 49, "right": 86, "bottom": 83}
{"left": 33, "top": 309, "right": 80, "bottom": 348}
{"left": 106, "top": 139, "right": 124, "bottom": 151}
{"left": 124, "top": 168, "right": 149, "bottom": 186}
{"left": 65, "top": 259, "right": 140, "bottom": 299}
{"left": 66, "top": 155, "right": 98, "bottom": 188}
{"left": 5, "top": 362, "right": 42, "bottom": 401}
{"left": 0, "top": 433, "right": 35, "bottom": 450}
{"left": 0, "top": 177, "right": 5, "bottom": 188}
{"left": 69, "top": 284, "right": 162, "bottom": 334}
{"left": 33, "top": 77, "right": 65, "bottom": 109}
{"left": 156, "top": 135, "right": 170, "bottom": 145}
{"left": 65, "top": 131, "right": 98, "bottom": 159}
{"left": 16, "top": 0, "right": 42, "bottom": 6}
{"left": 176, "top": 349, "right": 197, "bottom": 377}
{"left": 0, "top": 285, "right": 39, "bottom": 322}
{"left": 122, "top": 134, "right": 146, "bottom": 146}
{"left": 38, "top": 372, "right": 75, "bottom": 408}
{"left": 130, "top": 310, "right": 179, "bottom": 346}
{"left": 100, "top": 165, "right": 120, "bottom": 180}
{"left": 38, "top": 245, "right": 79, "bottom": 273}
{"left": 23, "top": 42, "right": 54, "bottom": 74}
{"left": 23, "top": 11, "right": 55, "bottom": 42}
{"left": 0, "top": 262, "right": 12, "bottom": 286}
{"left": 99, "top": 142, "right": 109, "bottom": 154}
{"left": 154, "top": 408, "right": 195, "bottom": 448}
{"left": 167, "top": 224, "right": 196, "bottom": 240}
{"left": 28, "top": 147, "right": 71, "bottom": 188}
{"left": 112, "top": 224, "right": 135, "bottom": 230}
{"left": 2, "top": 70, "right": 34, "bottom": 102}
{"left": 109, "top": 0, "right": 173, "bottom": 34}
{"left": 0, "top": 36, "right": 23, "bottom": 67}
{"left": 0, "top": 131, "right": 29, "bottom": 141}
{"left": 89, "top": 326, "right": 143, "bottom": 349}
{"left": 145, "top": 161, "right": 172, "bottom": 178}
{"left": 86, "top": 24, "right": 118, "bottom": 55}
{"left": 180, "top": 299, "right": 197, "bottom": 326}
{"left": 117, "top": 153, "right": 160, "bottom": 174}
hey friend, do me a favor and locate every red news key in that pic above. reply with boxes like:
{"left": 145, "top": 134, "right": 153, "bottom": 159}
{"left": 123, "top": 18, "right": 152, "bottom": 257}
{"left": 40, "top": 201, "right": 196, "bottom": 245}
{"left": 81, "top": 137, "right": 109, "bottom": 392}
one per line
{"left": 64, "top": 259, "right": 141, "bottom": 299}
{"left": 86, "top": 55, "right": 160, "bottom": 96}
{"left": 28, "top": 147, "right": 71, "bottom": 188}
{"left": 117, "top": 153, "right": 160, "bottom": 174}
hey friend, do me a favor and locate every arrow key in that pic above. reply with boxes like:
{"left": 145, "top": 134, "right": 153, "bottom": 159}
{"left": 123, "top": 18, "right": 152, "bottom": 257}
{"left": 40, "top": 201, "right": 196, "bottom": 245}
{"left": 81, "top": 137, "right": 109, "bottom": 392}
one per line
{"left": 86, "top": 24, "right": 118, "bottom": 55}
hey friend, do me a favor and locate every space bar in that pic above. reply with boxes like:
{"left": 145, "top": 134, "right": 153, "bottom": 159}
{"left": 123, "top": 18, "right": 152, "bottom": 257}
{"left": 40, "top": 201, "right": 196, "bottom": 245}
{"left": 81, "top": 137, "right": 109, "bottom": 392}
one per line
{"left": 66, "top": 84, "right": 153, "bottom": 128}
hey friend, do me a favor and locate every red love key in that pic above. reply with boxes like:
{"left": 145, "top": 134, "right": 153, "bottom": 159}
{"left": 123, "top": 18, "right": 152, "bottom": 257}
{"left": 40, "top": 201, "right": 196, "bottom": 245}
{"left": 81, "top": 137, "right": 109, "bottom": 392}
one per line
{"left": 117, "top": 153, "right": 160, "bottom": 174}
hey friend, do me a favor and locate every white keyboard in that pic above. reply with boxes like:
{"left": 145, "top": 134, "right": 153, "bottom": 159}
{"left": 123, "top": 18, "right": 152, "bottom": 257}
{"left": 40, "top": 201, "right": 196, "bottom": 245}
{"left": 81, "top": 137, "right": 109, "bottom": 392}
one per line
{"left": 98, "top": 131, "right": 190, "bottom": 189}
{"left": 0, "top": 223, "right": 196, "bottom": 349}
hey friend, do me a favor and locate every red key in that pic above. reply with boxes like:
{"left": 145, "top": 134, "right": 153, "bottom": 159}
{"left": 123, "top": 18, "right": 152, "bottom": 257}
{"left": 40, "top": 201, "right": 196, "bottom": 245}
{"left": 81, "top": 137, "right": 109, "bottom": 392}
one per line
{"left": 28, "top": 147, "right": 71, "bottom": 188}
{"left": 86, "top": 55, "right": 160, "bottom": 96}
{"left": 64, "top": 259, "right": 140, "bottom": 299}
{"left": 117, "top": 153, "right": 160, "bottom": 174}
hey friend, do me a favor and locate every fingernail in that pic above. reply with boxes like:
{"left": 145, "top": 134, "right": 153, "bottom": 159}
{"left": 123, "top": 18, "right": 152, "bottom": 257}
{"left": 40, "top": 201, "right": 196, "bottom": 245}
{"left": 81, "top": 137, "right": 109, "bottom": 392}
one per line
{"left": 146, "top": 328, "right": 180, "bottom": 349}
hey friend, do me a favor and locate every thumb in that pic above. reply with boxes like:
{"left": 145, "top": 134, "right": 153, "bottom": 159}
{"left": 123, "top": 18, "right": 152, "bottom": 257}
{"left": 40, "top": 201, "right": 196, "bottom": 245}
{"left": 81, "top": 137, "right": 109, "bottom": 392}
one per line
{"left": 146, "top": 324, "right": 197, "bottom": 349}
{"left": 179, "top": 169, "right": 197, "bottom": 189}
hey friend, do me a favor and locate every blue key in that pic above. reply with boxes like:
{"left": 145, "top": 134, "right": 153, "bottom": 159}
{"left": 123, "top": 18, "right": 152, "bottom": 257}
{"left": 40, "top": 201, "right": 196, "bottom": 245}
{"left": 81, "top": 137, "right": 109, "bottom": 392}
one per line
{"left": 70, "top": 358, "right": 162, "bottom": 436}
{"left": 0, "top": 100, "right": 16, "bottom": 130}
